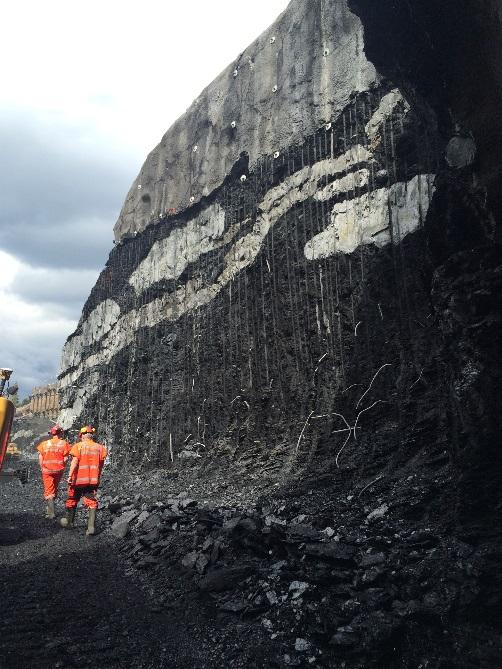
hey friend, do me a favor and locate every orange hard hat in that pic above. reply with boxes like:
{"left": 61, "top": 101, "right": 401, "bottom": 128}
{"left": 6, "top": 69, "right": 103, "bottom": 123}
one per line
{"left": 79, "top": 425, "right": 96, "bottom": 435}
{"left": 49, "top": 425, "right": 64, "bottom": 436}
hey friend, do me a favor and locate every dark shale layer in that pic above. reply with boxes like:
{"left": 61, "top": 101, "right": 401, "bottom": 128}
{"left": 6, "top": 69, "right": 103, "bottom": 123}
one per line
{"left": 55, "top": 1, "right": 502, "bottom": 666}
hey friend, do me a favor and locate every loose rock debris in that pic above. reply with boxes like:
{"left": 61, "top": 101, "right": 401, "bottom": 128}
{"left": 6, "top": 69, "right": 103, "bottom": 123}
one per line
{"left": 2, "top": 448, "right": 502, "bottom": 668}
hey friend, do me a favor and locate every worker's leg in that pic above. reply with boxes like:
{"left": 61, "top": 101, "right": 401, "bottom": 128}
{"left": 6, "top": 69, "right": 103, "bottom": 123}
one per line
{"left": 82, "top": 487, "right": 98, "bottom": 536}
{"left": 60, "top": 483, "right": 81, "bottom": 528}
{"left": 52, "top": 471, "right": 63, "bottom": 498}
{"left": 48, "top": 472, "right": 63, "bottom": 518}
{"left": 42, "top": 473, "right": 57, "bottom": 518}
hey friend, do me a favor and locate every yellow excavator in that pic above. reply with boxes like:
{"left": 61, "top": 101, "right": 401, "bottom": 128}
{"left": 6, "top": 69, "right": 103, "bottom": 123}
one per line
{"left": 0, "top": 368, "right": 28, "bottom": 483}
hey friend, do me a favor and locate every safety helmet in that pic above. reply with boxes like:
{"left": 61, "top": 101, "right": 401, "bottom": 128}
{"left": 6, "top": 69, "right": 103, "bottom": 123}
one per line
{"left": 49, "top": 425, "right": 64, "bottom": 436}
{"left": 79, "top": 425, "right": 96, "bottom": 435}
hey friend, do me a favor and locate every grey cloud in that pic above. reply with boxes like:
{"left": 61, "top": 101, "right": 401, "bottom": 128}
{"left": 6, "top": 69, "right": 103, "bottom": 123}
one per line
{"left": 0, "top": 109, "right": 139, "bottom": 270}
{"left": 2, "top": 216, "right": 112, "bottom": 274}
{"left": 9, "top": 265, "right": 99, "bottom": 320}
{"left": 1, "top": 321, "right": 72, "bottom": 399}
{"left": 0, "top": 108, "right": 142, "bottom": 397}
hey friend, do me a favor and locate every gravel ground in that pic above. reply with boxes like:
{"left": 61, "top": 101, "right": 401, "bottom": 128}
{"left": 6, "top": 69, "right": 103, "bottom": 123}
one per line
{"left": 0, "top": 457, "right": 232, "bottom": 669}
{"left": 2, "top": 447, "right": 501, "bottom": 669}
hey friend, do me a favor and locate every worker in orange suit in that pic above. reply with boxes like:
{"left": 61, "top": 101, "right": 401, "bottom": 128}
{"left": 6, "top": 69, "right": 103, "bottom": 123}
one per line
{"left": 60, "top": 425, "right": 107, "bottom": 536}
{"left": 37, "top": 425, "right": 71, "bottom": 519}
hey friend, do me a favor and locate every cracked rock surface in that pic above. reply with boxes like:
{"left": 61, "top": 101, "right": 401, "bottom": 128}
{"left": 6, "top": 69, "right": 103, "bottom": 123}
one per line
{"left": 8, "top": 1, "right": 502, "bottom": 667}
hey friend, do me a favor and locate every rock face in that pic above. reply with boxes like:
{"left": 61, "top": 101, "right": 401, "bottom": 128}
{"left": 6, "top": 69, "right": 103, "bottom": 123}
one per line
{"left": 59, "top": 0, "right": 501, "bottom": 539}
{"left": 59, "top": 0, "right": 439, "bottom": 459}
{"left": 113, "top": 0, "right": 376, "bottom": 239}
{"left": 53, "top": 1, "right": 502, "bottom": 665}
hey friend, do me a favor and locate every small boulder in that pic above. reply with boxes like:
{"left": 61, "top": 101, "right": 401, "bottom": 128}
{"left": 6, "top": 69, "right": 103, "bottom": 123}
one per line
{"left": 141, "top": 513, "right": 162, "bottom": 532}
{"left": 266, "top": 590, "right": 279, "bottom": 605}
{"left": 287, "top": 524, "right": 320, "bottom": 543}
{"left": 118, "top": 509, "right": 139, "bottom": 525}
{"left": 222, "top": 517, "right": 241, "bottom": 534}
{"left": 360, "top": 552, "right": 386, "bottom": 568}
{"left": 218, "top": 597, "right": 248, "bottom": 613}
{"left": 366, "top": 504, "right": 389, "bottom": 523}
{"left": 178, "top": 498, "right": 197, "bottom": 510}
{"left": 330, "top": 626, "right": 358, "bottom": 647}
{"left": 135, "top": 510, "right": 150, "bottom": 525}
{"left": 178, "top": 450, "right": 201, "bottom": 459}
{"left": 264, "top": 515, "right": 287, "bottom": 527}
{"left": 289, "top": 581, "right": 310, "bottom": 599}
{"left": 196, "top": 554, "right": 209, "bottom": 575}
{"left": 294, "top": 638, "right": 311, "bottom": 652}
{"left": 108, "top": 501, "right": 123, "bottom": 514}
{"left": 238, "top": 518, "right": 258, "bottom": 533}
{"left": 201, "top": 537, "right": 214, "bottom": 552}
{"left": 199, "top": 566, "right": 254, "bottom": 592}
{"left": 111, "top": 519, "right": 131, "bottom": 539}
{"left": 139, "top": 528, "right": 161, "bottom": 546}
{"left": 181, "top": 551, "right": 199, "bottom": 569}
{"left": 305, "top": 542, "right": 356, "bottom": 564}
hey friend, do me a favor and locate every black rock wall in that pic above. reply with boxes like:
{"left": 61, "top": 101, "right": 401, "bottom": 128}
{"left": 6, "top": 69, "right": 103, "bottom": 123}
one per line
{"left": 58, "top": 1, "right": 502, "bottom": 543}
{"left": 348, "top": 0, "right": 502, "bottom": 536}
{"left": 55, "top": 3, "right": 502, "bottom": 664}
{"left": 61, "top": 83, "right": 445, "bottom": 476}
{"left": 348, "top": 0, "right": 502, "bottom": 186}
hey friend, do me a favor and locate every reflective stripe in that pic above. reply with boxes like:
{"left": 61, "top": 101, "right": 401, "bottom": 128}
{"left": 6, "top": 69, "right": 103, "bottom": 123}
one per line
{"left": 40, "top": 439, "right": 69, "bottom": 470}
{"left": 73, "top": 439, "right": 106, "bottom": 486}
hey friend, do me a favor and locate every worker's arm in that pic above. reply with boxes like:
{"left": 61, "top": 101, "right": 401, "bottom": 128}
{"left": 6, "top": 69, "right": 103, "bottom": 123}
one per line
{"left": 67, "top": 456, "right": 78, "bottom": 484}
{"left": 98, "top": 445, "right": 108, "bottom": 476}
{"left": 38, "top": 453, "right": 43, "bottom": 471}
{"left": 63, "top": 442, "right": 71, "bottom": 465}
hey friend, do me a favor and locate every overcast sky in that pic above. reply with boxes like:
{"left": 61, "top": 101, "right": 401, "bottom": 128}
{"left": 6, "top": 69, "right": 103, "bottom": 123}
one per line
{"left": 0, "top": 0, "right": 289, "bottom": 397}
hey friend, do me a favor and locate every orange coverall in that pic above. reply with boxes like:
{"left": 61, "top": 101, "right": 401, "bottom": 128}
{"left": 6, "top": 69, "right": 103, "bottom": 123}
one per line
{"left": 65, "top": 439, "right": 107, "bottom": 510}
{"left": 37, "top": 437, "right": 71, "bottom": 499}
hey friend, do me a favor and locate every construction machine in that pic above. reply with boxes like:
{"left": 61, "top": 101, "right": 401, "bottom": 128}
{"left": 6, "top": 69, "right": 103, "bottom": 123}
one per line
{"left": 0, "top": 368, "right": 28, "bottom": 483}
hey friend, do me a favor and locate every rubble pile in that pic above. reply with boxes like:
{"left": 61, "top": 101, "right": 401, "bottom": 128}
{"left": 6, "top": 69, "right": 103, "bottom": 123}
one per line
{"left": 9, "top": 415, "right": 54, "bottom": 453}
{"left": 98, "top": 461, "right": 502, "bottom": 668}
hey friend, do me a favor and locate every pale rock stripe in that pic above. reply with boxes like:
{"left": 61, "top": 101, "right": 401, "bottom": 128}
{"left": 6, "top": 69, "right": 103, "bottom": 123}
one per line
{"left": 129, "top": 203, "right": 239, "bottom": 295}
{"left": 59, "top": 300, "right": 120, "bottom": 373}
{"left": 305, "top": 174, "right": 435, "bottom": 259}
{"left": 59, "top": 149, "right": 433, "bottom": 405}
{"left": 365, "top": 89, "right": 410, "bottom": 141}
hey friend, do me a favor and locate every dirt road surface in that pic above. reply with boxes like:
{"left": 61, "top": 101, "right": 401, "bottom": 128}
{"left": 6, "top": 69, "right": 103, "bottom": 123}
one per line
{"left": 0, "top": 458, "right": 218, "bottom": 669}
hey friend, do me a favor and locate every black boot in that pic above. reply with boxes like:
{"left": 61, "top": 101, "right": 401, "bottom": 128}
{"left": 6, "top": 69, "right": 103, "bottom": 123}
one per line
{"left": 60, "top": 508, "right": 76, "bottom": 528}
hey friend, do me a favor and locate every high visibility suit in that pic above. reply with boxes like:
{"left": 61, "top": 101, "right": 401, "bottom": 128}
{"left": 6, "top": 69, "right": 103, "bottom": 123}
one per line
{"left": 37, "top": 436, "right": 71, "bottom": 499}
{"left": 65, "top": 438, "right": 107, "bottom": 510}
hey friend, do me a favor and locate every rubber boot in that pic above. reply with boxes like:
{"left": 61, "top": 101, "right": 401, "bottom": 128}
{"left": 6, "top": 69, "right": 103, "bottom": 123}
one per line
{"left": 86, "top": 508, "right": 97, "bottom": 536}
{"left": 45, "top": 498, "right": 55, "bottom": 519}
{"left": 60, "top": 508, "right": 76, "bottom": 528}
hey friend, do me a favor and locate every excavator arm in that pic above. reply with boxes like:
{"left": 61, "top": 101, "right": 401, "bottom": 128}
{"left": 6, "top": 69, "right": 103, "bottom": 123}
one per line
{"left": 0, "top": 368, "right": 28, "bottom": 483}
{"left": 0, "top": 396, "right": 16, "bottom": 472}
